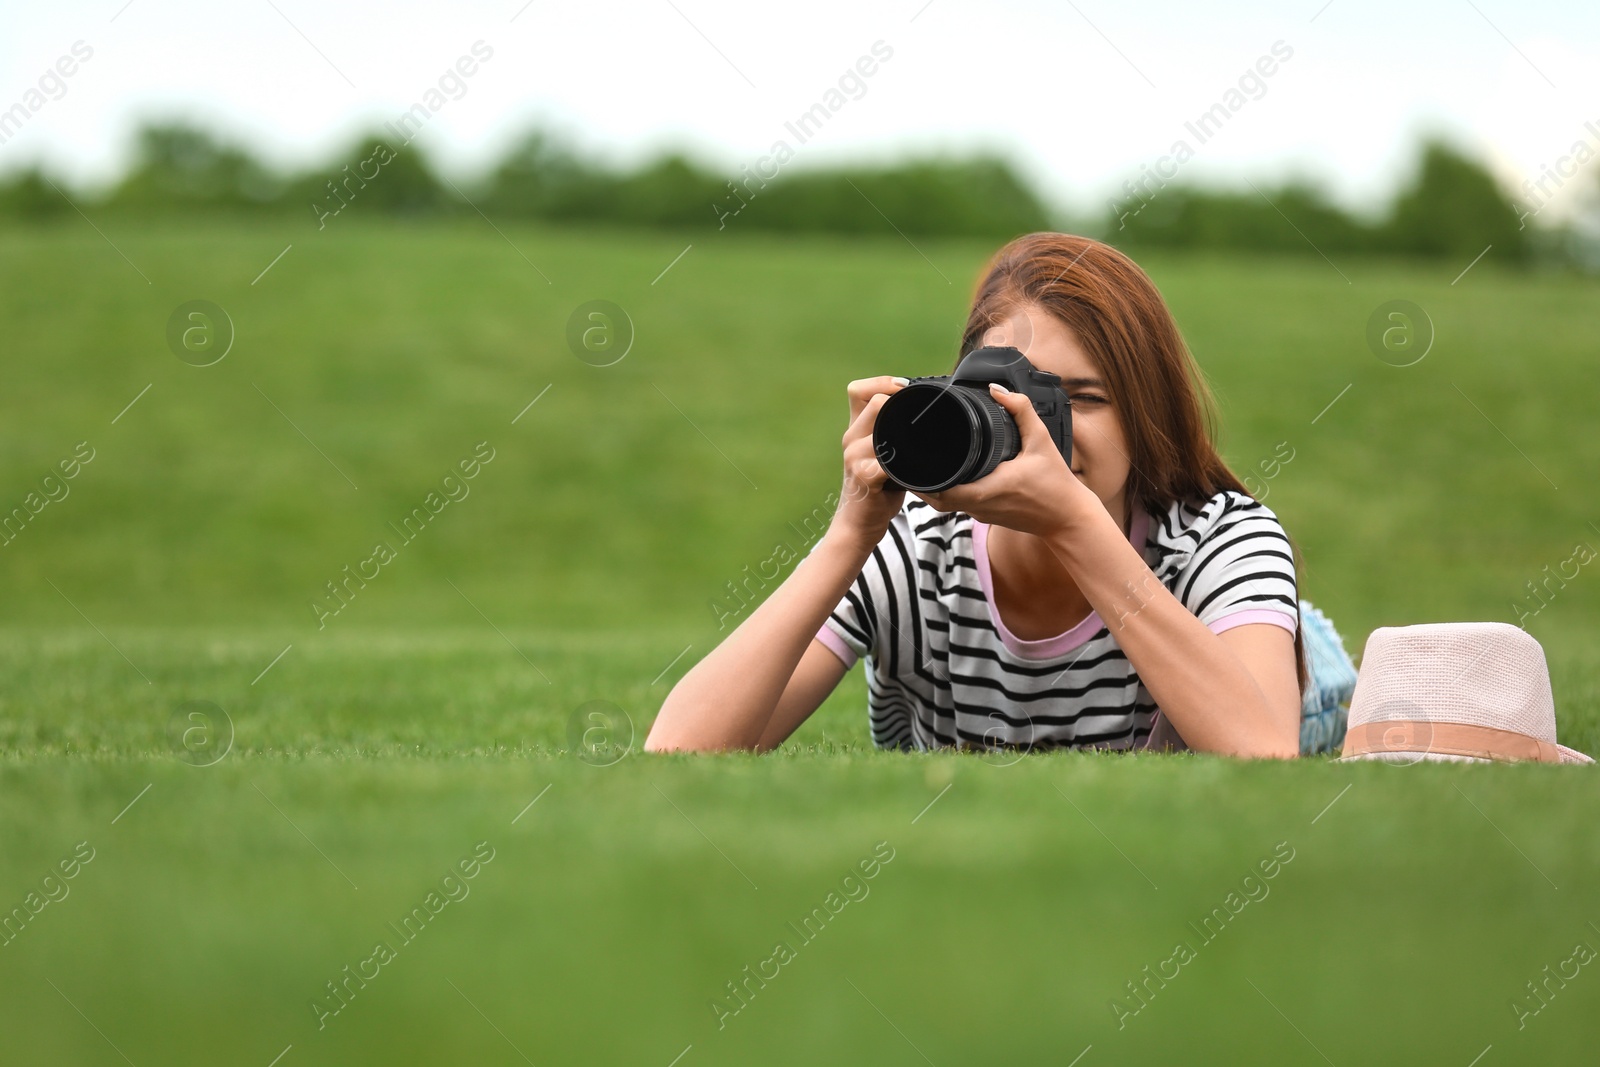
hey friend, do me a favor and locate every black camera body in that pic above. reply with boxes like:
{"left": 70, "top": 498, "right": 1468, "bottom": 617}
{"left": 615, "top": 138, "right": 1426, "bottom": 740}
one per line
{"left": 872, "top": 346, "right": 1072, "bottom": 493}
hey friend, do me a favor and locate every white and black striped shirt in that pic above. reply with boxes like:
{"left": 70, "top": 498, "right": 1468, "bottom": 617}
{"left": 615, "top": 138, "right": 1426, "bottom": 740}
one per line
{"left": 814, "top": 491, "right": 1299, "bottom": 751}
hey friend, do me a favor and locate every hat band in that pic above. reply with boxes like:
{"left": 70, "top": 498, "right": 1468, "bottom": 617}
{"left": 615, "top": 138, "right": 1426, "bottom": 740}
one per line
{"left": 1342, "top": 720, "right": 1562, "bottom": 764}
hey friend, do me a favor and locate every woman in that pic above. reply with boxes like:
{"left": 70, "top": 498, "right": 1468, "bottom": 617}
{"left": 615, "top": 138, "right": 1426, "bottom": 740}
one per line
{"left": 647, "top": 233, "right": 1306, "bottom": 758}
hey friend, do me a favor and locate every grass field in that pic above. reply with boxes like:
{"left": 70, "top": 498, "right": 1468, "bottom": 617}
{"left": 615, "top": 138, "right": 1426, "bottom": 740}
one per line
{"left": 2, "top": 218, "right": 1599, "bottom": 1065}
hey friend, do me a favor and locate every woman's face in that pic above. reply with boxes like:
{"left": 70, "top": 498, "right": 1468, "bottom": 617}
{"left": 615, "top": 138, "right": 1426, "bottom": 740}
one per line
{"left": 981, "top": 305, "right": 1133, "bottom": 529}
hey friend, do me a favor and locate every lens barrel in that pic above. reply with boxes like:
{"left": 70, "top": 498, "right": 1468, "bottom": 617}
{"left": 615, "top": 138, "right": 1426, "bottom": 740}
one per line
{"left": 873, "top": 382, "right": 1020, "bottom": 492}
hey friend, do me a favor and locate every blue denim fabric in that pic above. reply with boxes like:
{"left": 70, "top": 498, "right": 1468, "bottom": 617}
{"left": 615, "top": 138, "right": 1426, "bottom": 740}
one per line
{"left": 1298, "top": 600, "right": 1358, "bottom": 755}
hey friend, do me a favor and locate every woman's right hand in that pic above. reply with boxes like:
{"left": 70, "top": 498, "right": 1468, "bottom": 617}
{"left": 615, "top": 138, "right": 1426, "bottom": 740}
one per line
{"left": 829, "top": 376, "right": 908, "bottom": 553}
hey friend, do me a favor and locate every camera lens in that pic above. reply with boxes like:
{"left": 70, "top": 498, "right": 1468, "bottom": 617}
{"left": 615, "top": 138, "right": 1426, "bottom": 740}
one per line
{"left": 873, "top": 383, "right": 1019, "bottom": 492}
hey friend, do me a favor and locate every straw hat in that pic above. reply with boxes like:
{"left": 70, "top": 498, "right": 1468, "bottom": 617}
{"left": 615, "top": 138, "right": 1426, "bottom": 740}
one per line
{"left": 1339, "top": 622, "right": 1593, "bottom": 764}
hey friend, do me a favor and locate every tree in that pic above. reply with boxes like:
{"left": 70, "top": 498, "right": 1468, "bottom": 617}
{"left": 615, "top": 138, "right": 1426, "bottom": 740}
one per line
{"left": 1383, "top": 139, "right": 1528, "bottom": 262}
{"left": 0, "top": 167, "right": 72, "bottom": 221}
{"left": 109, "top": 122, "right": 282, "bottom": 211}
{"left": 481, "top": 130, "right": 616, "bottom": 220}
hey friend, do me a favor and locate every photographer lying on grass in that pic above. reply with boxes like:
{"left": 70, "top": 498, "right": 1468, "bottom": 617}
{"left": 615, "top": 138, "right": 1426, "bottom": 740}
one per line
{"left": 648, "top": 233, "right": 1305, "bottom": 758}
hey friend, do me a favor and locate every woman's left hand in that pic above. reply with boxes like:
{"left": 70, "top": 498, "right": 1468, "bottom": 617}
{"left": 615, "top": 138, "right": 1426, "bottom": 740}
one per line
{"left": 915, "top": 384, "right": 1103, "bottom": 537}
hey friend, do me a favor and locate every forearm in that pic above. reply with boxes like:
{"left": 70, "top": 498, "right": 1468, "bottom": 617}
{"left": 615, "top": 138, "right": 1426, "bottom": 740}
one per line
{"left": 645, "top": 530, "right": 873, "bottom": 752}
{"left": 1042, "top": 507, "right": 1296, "bottom": 758}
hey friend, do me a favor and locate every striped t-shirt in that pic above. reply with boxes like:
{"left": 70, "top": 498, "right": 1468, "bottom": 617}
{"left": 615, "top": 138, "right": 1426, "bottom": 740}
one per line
{"left": 814, "top": 491, "right": 1299, "bottom": 751}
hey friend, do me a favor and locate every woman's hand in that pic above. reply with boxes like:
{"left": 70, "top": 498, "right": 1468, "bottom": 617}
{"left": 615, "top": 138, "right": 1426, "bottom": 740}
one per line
{"left": 916, "top": 383, "right": 1102, "bottom": 537}
{"left": 827, "top": 376, "right": 908, "bottom": 552}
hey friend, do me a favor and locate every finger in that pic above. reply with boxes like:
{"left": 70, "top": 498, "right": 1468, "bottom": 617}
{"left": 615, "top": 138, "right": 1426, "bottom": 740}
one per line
{"left": 857, "top": 457, "right": 895, "bottom": 493}
{"left": 842, "top": 391, "right": 894, "bottom": 447}
{"left": 844, "top": 432, "right": 887, "bottom": 480}
{"left": 989, "top": 383, "right": 1051, "bottom": 451}
{"left": 847, "top": 449, "right": 904, "bottom": 504}
{"left": 848, "top": 375, "right": 909, "bottom": 423}
{"left": 842, "top": 424, "right": 900, "bottom": 500}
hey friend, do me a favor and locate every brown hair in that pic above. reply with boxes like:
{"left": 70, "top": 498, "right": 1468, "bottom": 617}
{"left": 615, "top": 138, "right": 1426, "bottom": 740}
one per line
{"left": 959, "top": 232, "right": 1306, "bottom": 693}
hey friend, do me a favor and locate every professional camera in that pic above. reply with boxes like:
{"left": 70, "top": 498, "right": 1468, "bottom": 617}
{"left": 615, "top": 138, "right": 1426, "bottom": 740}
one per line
{"left": 872, "top": 346, "right": 1073, "bottom": 492}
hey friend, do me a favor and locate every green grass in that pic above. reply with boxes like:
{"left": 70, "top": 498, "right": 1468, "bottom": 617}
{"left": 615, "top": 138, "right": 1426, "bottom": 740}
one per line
{"left": 2, "top": 219, "right": 1599, "bottom": 1064}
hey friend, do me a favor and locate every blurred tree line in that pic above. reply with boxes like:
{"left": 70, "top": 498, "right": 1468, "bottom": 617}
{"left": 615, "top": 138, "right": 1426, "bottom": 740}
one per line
{"left": 0, "top": 123, "right": 1050, "bottom": 240}
{"left": 1109, "top": 142, "right": 1573, "bottom": 265}
{"left": 0, "top": 120, "right": 1591, "bottom": 265}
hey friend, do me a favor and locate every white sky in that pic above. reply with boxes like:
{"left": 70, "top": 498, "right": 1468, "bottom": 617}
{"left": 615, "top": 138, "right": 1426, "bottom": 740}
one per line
{"left": 3, "top": 0, "right": 1598, "bottom": 218}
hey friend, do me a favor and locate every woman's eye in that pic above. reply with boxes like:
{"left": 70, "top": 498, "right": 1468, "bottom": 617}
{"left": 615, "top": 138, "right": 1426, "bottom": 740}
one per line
{"left": 1070, "top": 394, "right": 1108, "bottom": 406}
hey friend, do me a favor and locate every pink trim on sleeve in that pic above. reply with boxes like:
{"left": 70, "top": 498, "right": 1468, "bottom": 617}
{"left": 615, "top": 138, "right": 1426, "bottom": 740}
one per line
{"left": 815, "top": 624, "right": 858, "bottom": 669}
{"left": 1207, "top": 608, "right": 1297, "bottom": 635}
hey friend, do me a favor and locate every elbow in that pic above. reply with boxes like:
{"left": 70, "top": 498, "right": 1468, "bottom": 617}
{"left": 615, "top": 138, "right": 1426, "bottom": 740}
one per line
{"left": 641, "top": 706, "right": 746, "bottom": 755}
{"left": 1212, "top": 713, "right": 1299, "bottom": 760}
{"left": 643, "top": 710, "right": 687, "bottom": 753}
{"left": 642, "top": 724, "right": 759, "bottom": 754}
{"left": 1237, "top": 719, "right": 1299, "bottom": 760}
{"left": 642, "top": 727, "right": 684, "bottom": 754}
{"left": 644, "top": 687, "right": 694, "bottom": 753}
{"left": 1234, "top": 693, "right": 1301, "bottom": 759}
{"left": 644, "top": 682, "right": 765, "bottom": 754}
{"left": 1250, "top": 717, "right": 1301, "bottom": 760}
{"left": 1212, "top": 739, "right": 1298, "bottom": 760}
{"left": 1267, "top": 703, "right": 1302, "bottom": 759}
{"left": 1219, "top": 739, "right": 1298, "bottom": 760}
